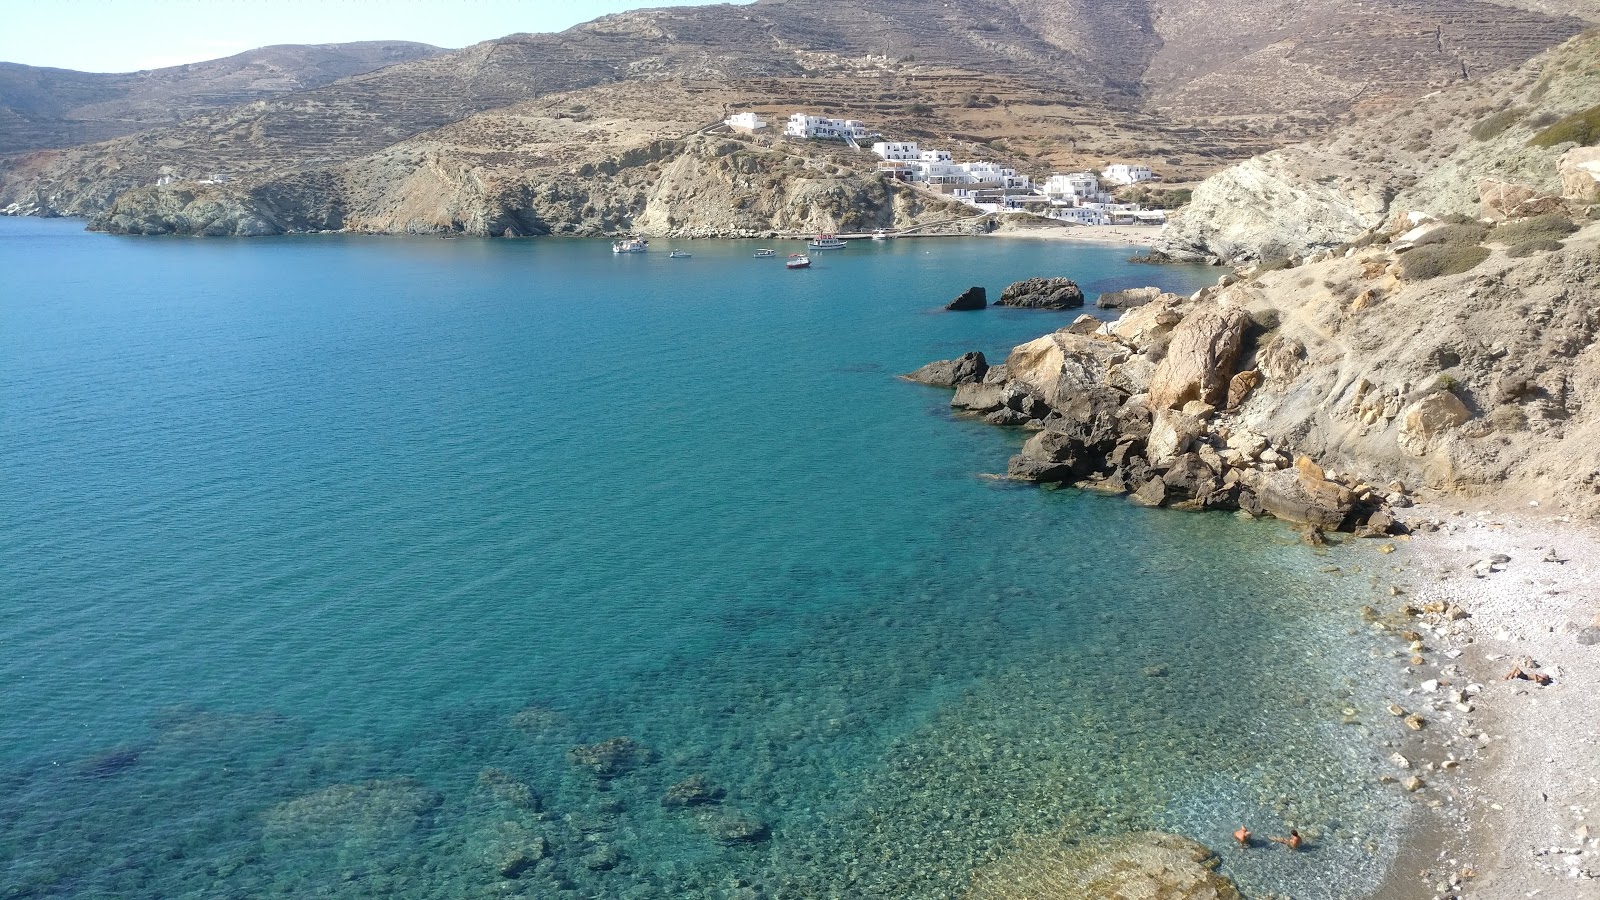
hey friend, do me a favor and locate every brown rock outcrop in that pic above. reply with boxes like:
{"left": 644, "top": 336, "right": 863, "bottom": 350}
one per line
{"left": 1148, "top": 305, "right": 1250, "bottom": 411}
{"left": 1478, "top": 179, "right": 1567, "bottom": 221}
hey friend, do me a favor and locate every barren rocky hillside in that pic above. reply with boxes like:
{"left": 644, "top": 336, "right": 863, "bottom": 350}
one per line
{"left": 0, "top": 0, "right": 1590, "bottom": 237}
{"left": 0, "top": 42, "right": 441, "bottom": 156}
{"left": 1157, "top": 29, "right": 1600, "bottom": 262}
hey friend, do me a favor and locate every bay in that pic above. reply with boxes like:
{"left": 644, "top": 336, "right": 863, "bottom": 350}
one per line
{"left": 0, "top": 218, "right": 1404, "bottom": 899}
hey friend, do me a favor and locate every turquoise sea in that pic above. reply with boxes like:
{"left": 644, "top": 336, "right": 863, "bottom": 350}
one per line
{"left": 1, "top": 217, "right": 1409, "bottom": 899}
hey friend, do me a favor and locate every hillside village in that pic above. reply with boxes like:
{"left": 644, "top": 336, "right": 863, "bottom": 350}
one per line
{"left": 727, "top": 110, "right": 1170, "bottom": 227}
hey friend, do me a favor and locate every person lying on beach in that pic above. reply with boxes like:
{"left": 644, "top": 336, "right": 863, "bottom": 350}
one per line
{"left": 1269, "top": 829, "right": 1304, "bottom": 850}
{"left": 1233, "top": 826, "right": 1252, "bottom": 849}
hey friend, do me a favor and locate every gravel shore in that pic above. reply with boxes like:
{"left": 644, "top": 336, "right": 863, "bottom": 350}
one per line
{"left": 1379, "top": 502, "right": 1600, "bottom": 899}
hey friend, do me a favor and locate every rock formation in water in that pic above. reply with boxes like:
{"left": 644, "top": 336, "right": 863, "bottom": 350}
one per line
{"left": 965, "top": 830, "right": 1243, "bottom": 900}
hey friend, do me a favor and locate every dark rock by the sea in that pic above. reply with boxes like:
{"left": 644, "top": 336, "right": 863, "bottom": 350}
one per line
{"left": 904, "top": 351, "right": 988, "bottom": 387}
{"left": 995, "top": 277, "right": 1085, "bottom": 310}
{"left": 945, "top": 285, "right": 987, "bottom": 311}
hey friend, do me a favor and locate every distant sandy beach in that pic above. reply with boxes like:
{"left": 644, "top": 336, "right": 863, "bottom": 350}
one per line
{"left": 991, "top": 223, "right": 1165, "bottom": 247}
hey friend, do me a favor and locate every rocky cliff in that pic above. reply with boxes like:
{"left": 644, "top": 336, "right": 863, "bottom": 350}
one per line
{"left": 1156, "top": 29, "right": 1600, "bottom": 262}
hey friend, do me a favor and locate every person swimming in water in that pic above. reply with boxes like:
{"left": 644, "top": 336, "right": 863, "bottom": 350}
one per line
{"left": 1269, "top": 829, "right": 1304, "bottom": 850}
{"left": 1233, "top": 826, "right": 1252, "bottom": 849}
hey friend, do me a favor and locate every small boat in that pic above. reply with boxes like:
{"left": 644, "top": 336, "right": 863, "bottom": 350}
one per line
{"left": 871, "top": 229, "right": 892, "bottom": 240}
{"left": 786, "top": 254, "right": 811, "bottom": 269}
{"left": 612, "top": 238, "right": 649, "bottom": 253}
{"left": 808, "top": 233, "right": 847, "bottom": 250}
{"left": 753, "top": 248, "right": 776, "bottom": 258}
{"left": 669, "top": 249, "right": 691, "bottom": 258}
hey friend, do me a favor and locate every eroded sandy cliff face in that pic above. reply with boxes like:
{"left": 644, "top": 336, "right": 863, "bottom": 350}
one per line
{"left": 1156, "top": 30, "right": 1600, "bottom": 263}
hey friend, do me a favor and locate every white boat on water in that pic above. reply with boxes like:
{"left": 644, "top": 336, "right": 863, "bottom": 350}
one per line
{"left": 871, "top": 229, "right": 894, "bottom": 241}
{"left": 669, "top": 249, "right": 691, "bottom": 258}
{"left": 753, "top": 248, "right": 776, "bottom": 258}
{"left": 808, "top": 233, "right": 847, "bottom": 250}
{"left": 612, "top": 238, "right": 649, "bottom": 253}
{"left": 786, "top": 254, "right": 811, "bottom": 269}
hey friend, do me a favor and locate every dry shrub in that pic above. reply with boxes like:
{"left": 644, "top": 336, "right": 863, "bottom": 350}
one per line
{"left": 1508, "top": 239, "right": 1565, "bottom": 257}
{"left": 1414, "top": 223, "right": 1490, "bottom": 246}
{"left": 1401, "top": 243, "right": 1490, "bottom": 280}
{"left": 1529, "top": 105, "right": 1600, "bottom": 147}
{"left": 1493, "top": 213, "right": 1577, "bottom": 245}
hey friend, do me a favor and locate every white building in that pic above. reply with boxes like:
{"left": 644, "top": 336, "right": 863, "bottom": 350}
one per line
{"left": 725, "top": 112, "right": 768, "bottom": 133}
{"left": 1043, "top": 172, "right": 1104, "bottom": 203}
{"left": 957, "top": 161, "right": 1031, "bottom": 190}
{"left": 1101, "top": 163, "right": 1155, "bottom": 185}
{"left": 872, "top": 141, "right": 920, "bottom": 161}
{"left": 785, "top": 114, "right": 869, "bottom": 142}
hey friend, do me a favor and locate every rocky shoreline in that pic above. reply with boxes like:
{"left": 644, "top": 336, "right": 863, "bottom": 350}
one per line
{"left": 906, "top": 256, "right": 1599, "bottom": 897}
{"left": 907, "top": 281, "right": 1411, "bottom": 542}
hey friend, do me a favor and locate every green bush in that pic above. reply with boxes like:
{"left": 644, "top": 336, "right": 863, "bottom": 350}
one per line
{"left": 1529, "top": 104, "right": 1600, "bottom": 147}
{"left": 1435, "top": 374, "right": 1460, "bottom": 393}
{"left": 1401, "top": 243, "right": 1490, "bottom": 280}
{"left": 1493, "top": 213, "right": 1577, "bottom": 244}
{"left": 1414, "top": 223, "right": 1490, "bottom": 246}
{"left": 1471, "top": 108, "right": 1525, "bottom": 141}
{"left": 904, "top": 103, "right": 934, "bottom": 117}
{"left": 1256, "top": 257, "right": 1294, "bottom": 273}
{"left": 1508, "top": 238, "right": 1565, "bottom": 257}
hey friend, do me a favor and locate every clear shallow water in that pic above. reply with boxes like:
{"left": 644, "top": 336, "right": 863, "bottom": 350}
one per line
{"left": 1, "top": 219, "right": 1407, "bottom": 899}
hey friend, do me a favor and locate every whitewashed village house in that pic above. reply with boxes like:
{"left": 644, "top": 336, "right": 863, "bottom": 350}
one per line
{"left": 1101, "top": 163, "right": 1155, "bottom": 185}
{"left": 785, "top": 114, "right": 869, "bottom": 142}
{"left": 724, "top": 112, "right": 768, "bottom": 133}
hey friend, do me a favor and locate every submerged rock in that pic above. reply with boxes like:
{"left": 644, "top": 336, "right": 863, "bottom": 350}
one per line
{"left": 662, "top": 773, "right": 725, "bottom": 808}
{"left": 263, "top": 778, "right": 442, "bottom": 846}
{"left": 568, "top": 737, "right": 652, "bottom": 779}
{"left": 967, "top": 830, "right": 1243, "bottom": 900}
{"left": 694, "top": 807, "right": 770, "bottom": 844}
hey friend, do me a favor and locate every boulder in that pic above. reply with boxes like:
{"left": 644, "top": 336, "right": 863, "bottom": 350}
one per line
{"left": 1000, "top": 332, "right": 1132, "bottom": 446}
{"left": 1257, "top": 335, "right": 1306, "bottom": 383}
{"left": 1146, "top": 409, "right": 1206, "bottom": 468}
{"left": 1095, "top": 286, "right": 1162, "bottom": 309}
{"left": 946, "top": 285, "right": 987, "bottom": 311}
{"left": 995, "top": 277, "right": 1086, "bottom": 309}
{"left": 904, "top": 351, "right": 989, "bottom": 387}
{"left": 1008, "top": 431, "right": 1091, "bottom": 482}
{"left": 1063, "top": 314, "right": 1103, "bottom": 335}
{"left": 952, "top": 382, "right": 1006, "bottom": 413}
{"left": 1248, "top": 457, "right": 1354, "bottom": 527}
{"left": 1478, "top": 179, "right": 1566, "bottom": 221}
{"left": 1559, "top": 147, "right": 1600, "bottom": 203}
{"left": 1226, "top": 369, "right": 1260, "bottom": 408}
{"left": 1397, "top": 391, "right": 1471, "bottom": 457}
{"left": 968, "top": 830, "right": 1242, "bottom": 900}
{"left": 1148, "top": 305, "right": 1250, "bottom": 411}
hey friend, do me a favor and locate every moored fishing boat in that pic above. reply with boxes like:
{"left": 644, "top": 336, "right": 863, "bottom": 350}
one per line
{"left": 669, "top": 249, "right": 691, "bottom": 258}
{"left": 785, "top": 254, "right": 811, "bottom": 269}
{"left": 612, "top": 238, "right": 649, "bottom": 253}
{"left": 754, "top": 248, "right": 776, "bottom": 258}
{"left": 808, "top": 234, "right": 847, "bottom": 250}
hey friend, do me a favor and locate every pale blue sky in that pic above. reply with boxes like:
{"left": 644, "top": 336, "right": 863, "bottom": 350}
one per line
{"left": 0, "top": 0, "right": 738, "bottom": 73}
